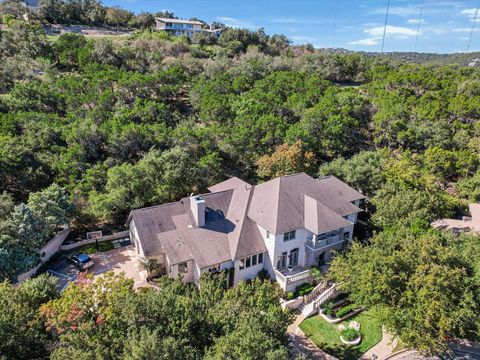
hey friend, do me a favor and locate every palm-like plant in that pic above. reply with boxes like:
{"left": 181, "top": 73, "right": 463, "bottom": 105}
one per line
{"left": 138, "top": 257, "right": 165, "bottom": 279}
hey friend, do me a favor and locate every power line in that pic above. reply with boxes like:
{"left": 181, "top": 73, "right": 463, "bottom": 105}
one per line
{"left": 381, "top": 0, "right": 391, "bottom": 53}
{"left": 332, "top": 0, "right": 339, "bottom": 48}
{"left": 466, "top": 0, "right": 480, "bottom": 54}
{"left": 414, "top": 6, "right": 423, "bottom": 52}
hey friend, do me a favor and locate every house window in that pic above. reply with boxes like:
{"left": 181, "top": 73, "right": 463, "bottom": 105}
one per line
{"left": 283, "top": 230, "right": 296, "bottom": 241}
{"left": 343, "top": 232, "right": 350, "bottom": 240}
{"left": 239, "top": 253, "right": 264, "bottom": 271}
{"left": 178, "top": 262, "right": 188, "bottom": 273}
{"left": 277, "top": 252, "right": 287, "bottom": 269}
{"left": 258, "top": 252, "right": 263, "bottom": 264}
{"left": 266, "top": 231, "right": 271, "bottom": 239}
{"left": 289, "top": 248, "right": 299, "bottom": 267}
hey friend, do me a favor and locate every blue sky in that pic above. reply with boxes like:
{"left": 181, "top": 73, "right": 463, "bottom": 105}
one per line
{"left": 102, "top": 0, "right": 480, "bottom": 53}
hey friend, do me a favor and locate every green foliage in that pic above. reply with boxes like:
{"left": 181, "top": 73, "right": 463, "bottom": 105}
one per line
{"left": 300, "top": 309, "right": 382, "bottom": 360}
{"left": 0, "top": 274, "right": 58, "bottom": 360}
{"left": 295, "top": 282, "right": 315, "bottom": 296}
{"left": 456, "top": 170, "right": 480, "bottom": 202}
{"left": 371, "top": 183, "right": 456, "bottom": 229}
{"left": 27, "top": 183, "right": 74, "bottom": 237}
{"left": 0, "top": 184, "right": 73, "bottom": 281}
{"left": 328, "top": 228, "right": 480, "bottom": 353}
{"left": 340, "top": 328, "right": 360, "bottom": 341}
{"left": 37, "top": 272, "right": 291, "bottom": 359}
{"left": 319, "top": 150, "right": 388, "bottom": 196}
{"left": 335, "top": 304, "right": 358, "bottom": 318}
{"left": 79, "top": 240, "right": 114, "bottom": 254}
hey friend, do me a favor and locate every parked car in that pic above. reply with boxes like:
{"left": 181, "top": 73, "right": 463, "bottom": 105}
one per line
{"left": 67, "top": 253, "right": 94, "bottom": 271}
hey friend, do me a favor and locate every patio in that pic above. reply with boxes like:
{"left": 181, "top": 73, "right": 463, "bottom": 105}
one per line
{"left": 275, "top": 266, "right": 312, "bottom": 292}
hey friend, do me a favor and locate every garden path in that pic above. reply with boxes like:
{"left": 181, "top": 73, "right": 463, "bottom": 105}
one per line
{"left": 287, "top": 313, "right": 339, "bottom": 360}
{"left": 360, "top": 327, "right": 397, "bottom": 360}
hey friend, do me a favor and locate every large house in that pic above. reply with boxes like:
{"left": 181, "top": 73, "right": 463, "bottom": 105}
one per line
{"left": 127, "top": 173, "right": 364, "bottom": 292}
{"left": 155, "top": 17, "right": 222, "bottom": 38}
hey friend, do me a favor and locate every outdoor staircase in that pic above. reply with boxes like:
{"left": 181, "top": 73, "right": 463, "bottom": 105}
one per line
{"left": 300, "top": 282, "right": 338, "bottom": 318}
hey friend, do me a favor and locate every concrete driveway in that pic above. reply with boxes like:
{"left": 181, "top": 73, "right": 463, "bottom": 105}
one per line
{"left": 48, "top": 244, "right": 149, "bottom": 290}
{"left": 89, "top": 245, "right": 149, "bottom": 289}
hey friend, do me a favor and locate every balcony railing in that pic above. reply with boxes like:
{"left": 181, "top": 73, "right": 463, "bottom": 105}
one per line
{"left": 274, "top": 267, "right": 312, "bottom": 291}
{"left": 305, "top": 234, "right": 343, "bottom": 250}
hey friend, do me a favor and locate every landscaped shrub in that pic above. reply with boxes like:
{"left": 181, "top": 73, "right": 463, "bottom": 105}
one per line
{"left": 340, "top": 328, "right": 360, "bottom": 341}
{"left": 295, "top": 283, "right": 314, "bottom": 296}
{"left": 335, "top": 304, "right": 358, "bottom": 318}
{"left": 323, "top": 302, "right": 334, "bottom": 316}
{"left": 287, "top": 292, "right": 294, "bottom": 300}
{"left": 80, "top": 241, "right": 115, "bottom": 254}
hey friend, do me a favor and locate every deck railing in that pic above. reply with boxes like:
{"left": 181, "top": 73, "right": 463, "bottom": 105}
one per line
{"left": 303, "top": 280, "right": 329, "bottom": 303}
{"left": 313, "top": 283, "right": 338, "bottom": 311}
{"left": 305, "top": 235, "right": 343, "bottom": 250}
{"left": 274, "top": 268, "right": 312, "bottom": 291}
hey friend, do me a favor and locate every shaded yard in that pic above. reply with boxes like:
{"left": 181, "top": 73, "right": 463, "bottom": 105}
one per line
{"left": 299, "top": 308, "right": 382, "bottom": 360}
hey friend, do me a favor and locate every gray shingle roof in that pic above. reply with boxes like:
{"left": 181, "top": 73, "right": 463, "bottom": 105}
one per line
{"left": 304, "top": 195, "right": 353, "bottom": 234}
{"left": 248, "top": 173, "right": 364, "bottom": 235}
{"left": 127, "top": 173, "right": 363, "bottom": 268}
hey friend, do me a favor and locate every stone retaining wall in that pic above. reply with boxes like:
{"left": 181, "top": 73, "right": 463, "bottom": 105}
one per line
{"left": 59, "top": 230, "right": 129, "bottom": 251}
{"left": 16, "top": 227, "right": 71, "bottom": 284}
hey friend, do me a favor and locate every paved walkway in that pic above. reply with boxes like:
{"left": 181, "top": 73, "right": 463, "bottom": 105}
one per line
{"left": 287, "top": 313, "right": 339, "bottom": 360}
{"left": 361, "top": 327, "right": 398, "bottom": 359}
{"left": 91, "top": 246, "right": 150, "bottom": 289}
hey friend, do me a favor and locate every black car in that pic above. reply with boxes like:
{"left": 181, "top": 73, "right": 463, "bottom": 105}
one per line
{"left": 67, "top": 253, "right": 94, "bottom": 271}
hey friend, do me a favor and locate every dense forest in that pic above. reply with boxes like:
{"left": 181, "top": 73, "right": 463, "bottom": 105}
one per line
{"left": 1, "top": 6, "right": 480, "bottom": 358}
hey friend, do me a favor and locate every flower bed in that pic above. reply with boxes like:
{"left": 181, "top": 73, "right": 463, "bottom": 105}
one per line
{"left": 284, "top": 282, "right": 315, "bottom": 300}
{"left": 340, "top": 328, "right": 361, "bottom": 346}
{"left": 320, "top": 299, "right": 364, "bottom": 323}
{"left": 295, "top": 282, "right": 315, "bottom": 297}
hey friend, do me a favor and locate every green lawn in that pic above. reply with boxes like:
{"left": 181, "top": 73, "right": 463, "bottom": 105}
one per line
{"left": 299, "top": 308, "right": 382, "bottom": 360}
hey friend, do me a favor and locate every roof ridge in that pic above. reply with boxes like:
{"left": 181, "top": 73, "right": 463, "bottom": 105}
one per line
{"left": 306, "top": 192, "right": 344, "bottom": 217}
{"left": 273, "top": 178, "right": 282, "bottom": 234}
{"left": 231, "top": 187, "right": 255, "bottom": 260}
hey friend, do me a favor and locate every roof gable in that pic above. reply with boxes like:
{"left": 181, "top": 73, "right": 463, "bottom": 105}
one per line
{"left": 304, "top": 195, "right": 353, "bottom": 234}
{"left": 248, "top": 173, "right": 363, "bottom": 234}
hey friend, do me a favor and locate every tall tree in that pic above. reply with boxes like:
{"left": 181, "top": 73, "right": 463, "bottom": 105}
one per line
{"left": 328, "top": 228, "right": 480, "bottom": 353}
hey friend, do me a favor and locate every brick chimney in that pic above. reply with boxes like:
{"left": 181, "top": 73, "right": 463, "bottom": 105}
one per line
{"left": 190, "top": 196, "right": 206, "bottom": 227}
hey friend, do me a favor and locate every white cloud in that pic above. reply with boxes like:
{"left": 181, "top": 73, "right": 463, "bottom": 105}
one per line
{"left": 407, "top": 18, "right": 425, "bottom": 24}
{"left": 348, "top": 25, "right": 418, "bottom": 47}
{"left": 461, "top": 8, "right": 477, "bottom": 16}
{"left": 216, "top": 16, "right": 257, "bottom": 29}
{"left": 452, "top": 27, "right": 480, "bottom": 32}
{"left": 370, "top": 6, "right": 420, "bottom": 17}
{"left": 348, "top": 38, "right": 379, "bottom": 46}
{"left": 460, "top": 8, "right": 480, "bottom": 22}
{"left": 365, "top": 25, "right": 418, "bottom": 37}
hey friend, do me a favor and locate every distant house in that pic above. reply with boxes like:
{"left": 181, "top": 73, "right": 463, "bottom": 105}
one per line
{"left": 127, "top": 173, "right": 364, "bottom": 292}
{"left": 155, "top": 17, "right": 222, "bottom": 38}
{"left": 468, "top": 58, "right": 480, "bottom": 67}
{"left": 431, "top": 203, "right": 480, "bottom": 234}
